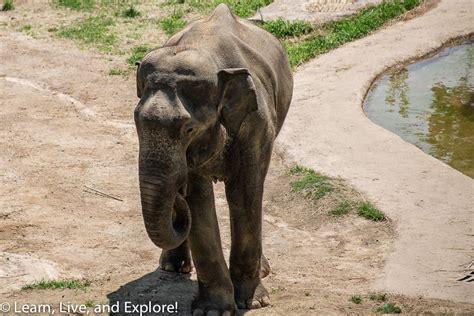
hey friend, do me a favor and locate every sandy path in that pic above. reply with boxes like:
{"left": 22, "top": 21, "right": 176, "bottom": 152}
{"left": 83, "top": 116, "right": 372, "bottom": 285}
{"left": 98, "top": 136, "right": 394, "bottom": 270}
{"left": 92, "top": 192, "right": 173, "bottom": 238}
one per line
{"left": 276, "top": 0, "right": 474, "bottom": 303}
{"left": 252, "top": 0, "right": 382, "bottom": 23}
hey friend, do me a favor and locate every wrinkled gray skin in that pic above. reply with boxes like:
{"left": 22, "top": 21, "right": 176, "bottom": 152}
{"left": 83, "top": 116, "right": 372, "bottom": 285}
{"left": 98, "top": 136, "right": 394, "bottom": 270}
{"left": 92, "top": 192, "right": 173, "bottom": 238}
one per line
{"left": 134, "top": 4, "right": 292, "bottom": 316}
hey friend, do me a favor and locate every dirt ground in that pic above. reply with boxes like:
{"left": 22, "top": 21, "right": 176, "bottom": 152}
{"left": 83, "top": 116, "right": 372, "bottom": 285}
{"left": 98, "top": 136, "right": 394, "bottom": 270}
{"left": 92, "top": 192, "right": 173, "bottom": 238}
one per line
{"left": 1, "top": 2, "right": 473, "bottom": 316}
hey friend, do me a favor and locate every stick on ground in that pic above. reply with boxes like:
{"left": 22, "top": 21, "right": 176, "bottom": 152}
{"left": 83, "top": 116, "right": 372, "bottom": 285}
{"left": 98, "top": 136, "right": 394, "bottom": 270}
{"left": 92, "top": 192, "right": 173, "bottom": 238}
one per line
{"left": 83, "top": 185, "right": 123, "bottom": 202}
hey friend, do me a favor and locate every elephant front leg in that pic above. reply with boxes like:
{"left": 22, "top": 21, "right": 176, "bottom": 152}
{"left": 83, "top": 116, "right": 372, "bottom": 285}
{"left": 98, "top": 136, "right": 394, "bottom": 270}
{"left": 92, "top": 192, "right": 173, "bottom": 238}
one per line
{"left": 225, "top": 152, "right": 272, "bottom": 310}
{"left": 186, "top": 174, "right": 236, "bottom": 316}
{"left": 159, "top": 240, "right": 193, "bottom": 273}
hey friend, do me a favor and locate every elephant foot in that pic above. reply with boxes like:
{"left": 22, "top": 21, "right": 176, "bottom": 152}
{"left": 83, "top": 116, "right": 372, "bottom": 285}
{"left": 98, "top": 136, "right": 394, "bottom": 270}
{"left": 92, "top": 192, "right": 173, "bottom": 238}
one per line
{"left": 159, "top": 243, "right": 193, "bottom": 273}
{"left": 234, "top": 279, "right": 270, "bottom": 310}
{"left": 192, "top": 290, "right": 236, "bottom": 316}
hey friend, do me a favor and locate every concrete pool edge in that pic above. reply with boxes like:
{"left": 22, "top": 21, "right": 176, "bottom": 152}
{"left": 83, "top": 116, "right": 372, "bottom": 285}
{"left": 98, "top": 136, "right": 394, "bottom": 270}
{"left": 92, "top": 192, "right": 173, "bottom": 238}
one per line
{"left": 276, "top": 0, "right": 473, "bottom": 304}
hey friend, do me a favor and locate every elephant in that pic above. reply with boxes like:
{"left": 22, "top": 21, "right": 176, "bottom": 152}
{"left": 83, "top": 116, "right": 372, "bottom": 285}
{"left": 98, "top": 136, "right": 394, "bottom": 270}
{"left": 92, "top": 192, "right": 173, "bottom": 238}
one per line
{"left": 134, "top": 4, "right": 293, "bottom": 315}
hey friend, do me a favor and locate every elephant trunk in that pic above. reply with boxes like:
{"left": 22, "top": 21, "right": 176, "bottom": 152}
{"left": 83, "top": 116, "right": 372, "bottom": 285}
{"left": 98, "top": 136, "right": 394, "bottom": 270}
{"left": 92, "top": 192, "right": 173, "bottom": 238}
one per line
{"left": 134, "top": 97, "right": 193, "bottom": 250}
{"left": 139, "top": 170, "right": 191, "bottom": 250}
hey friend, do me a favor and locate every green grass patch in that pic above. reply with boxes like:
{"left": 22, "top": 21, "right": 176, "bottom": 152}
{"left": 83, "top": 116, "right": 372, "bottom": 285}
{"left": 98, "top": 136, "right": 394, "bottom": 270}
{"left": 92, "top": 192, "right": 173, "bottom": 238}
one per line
{"left": 284, "top": 0, "right": 421, "bottom": 67}
{"left": 289, "top": 165, "right": 306, "bottom": 174}
{"left": 289, "top": 166, "right": 388, "bottom": 220}
{"left": 127, "top": 45, "right": 151, "bottom": 65}
{"left": 22, "top": 279, "right": 91, "bottom": 290}
{"left": 350, "top": 295, "right": 363, "bottom": 304}
{"left": 58, "top": 16, "right": 117, "bottom": 51}
{"left": 84, "top": 300, "right": 95, "bottom": 307}
{"left": 357, "top": 202, "right": 385, "bottom": 221}
{"left": 369, "top": 293, "right": 387, "bottom": 302}
{"left": 376, "top": 303, "right": 401, "bottom": 314}
{"left": 165, "top": 0, "right": 272, "bottom": 18}
{"left": 2, "top": 0, "right": 14, "bottom": 11}
{"left": 20, "top": 24, "right": 32, "bottom": 32}
{"left": 121, "top": 5, "right": 140, "bottom": 18}
{"left": 328, "top": 201, "right": 351, "bottom": 216}
{"left": 160, "top": 11, "right": 187, "bottom": 36}
{"left": 109, "top": 67, "right": 128, "bottom": 77}
{"left": 289, "top": 166, "right": 333, "bottom": 200}
{"left": 55, "top": 0, "right": 94, "bottom": 10}
{"left": 264, "top": 18, "right": 313, "bottom": 38}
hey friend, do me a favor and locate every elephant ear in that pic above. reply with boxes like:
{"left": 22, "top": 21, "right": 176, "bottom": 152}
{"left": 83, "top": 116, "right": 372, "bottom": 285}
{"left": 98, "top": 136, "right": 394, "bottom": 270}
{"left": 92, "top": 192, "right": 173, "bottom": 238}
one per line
{"left": 136, "top": 61, "right": 142, "bottom": 98}
{"left": 217, "top": 68, "right": 259, "bottom": 136}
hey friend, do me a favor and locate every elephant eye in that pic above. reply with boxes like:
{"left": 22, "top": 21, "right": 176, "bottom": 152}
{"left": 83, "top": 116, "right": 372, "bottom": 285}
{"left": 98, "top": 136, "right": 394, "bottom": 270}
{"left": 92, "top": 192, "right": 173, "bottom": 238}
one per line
{"left": 177, "top": 81, "right": 210, "bottom": 109}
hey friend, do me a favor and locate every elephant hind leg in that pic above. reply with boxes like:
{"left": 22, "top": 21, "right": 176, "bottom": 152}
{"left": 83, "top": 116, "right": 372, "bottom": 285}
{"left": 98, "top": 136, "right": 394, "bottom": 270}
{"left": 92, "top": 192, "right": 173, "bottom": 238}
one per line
{"left": 159, "top": 240, "right": 193, "bottom": 274}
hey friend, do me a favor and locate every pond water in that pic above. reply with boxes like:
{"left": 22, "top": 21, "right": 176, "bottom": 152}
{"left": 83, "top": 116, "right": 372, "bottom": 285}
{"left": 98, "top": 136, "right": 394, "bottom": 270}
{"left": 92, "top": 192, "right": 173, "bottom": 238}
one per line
{"left": 364, "top": 41, "right": 474, "bottom": 178}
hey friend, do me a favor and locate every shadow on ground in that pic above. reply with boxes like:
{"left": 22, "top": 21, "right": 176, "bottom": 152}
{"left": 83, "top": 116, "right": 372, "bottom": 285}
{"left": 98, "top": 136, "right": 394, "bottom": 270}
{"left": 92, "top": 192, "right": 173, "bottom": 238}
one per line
{"left": 107, "top": 269, "right": 196, "bottom": 316}
{"left": 107, "top": 268, "right": 253, "bottom": 315}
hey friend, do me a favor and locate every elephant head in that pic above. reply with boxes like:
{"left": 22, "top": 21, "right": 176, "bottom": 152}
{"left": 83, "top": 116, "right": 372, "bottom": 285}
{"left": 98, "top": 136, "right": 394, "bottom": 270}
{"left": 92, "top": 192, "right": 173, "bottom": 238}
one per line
{"left": 134, "top": 48, "right": 259, "bottom": 250}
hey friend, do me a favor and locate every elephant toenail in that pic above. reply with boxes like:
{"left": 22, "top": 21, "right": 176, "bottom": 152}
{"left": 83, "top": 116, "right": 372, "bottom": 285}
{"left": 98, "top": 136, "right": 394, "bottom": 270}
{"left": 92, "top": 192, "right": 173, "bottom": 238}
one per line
{"left": 164, "top": 263, "right": 174, "bottom": 271}
{"left": 192, "top": 309, "right": 204, "bottom": 316}
{"left": 250, "top": 300, "right": 261, "bottom": 309}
